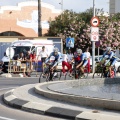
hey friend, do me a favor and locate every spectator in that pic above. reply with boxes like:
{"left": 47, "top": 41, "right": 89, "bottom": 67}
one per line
{"left": 19, "top": 52, "right": 26, "bottom": 77}
{"left": 1, "top": 52, "right": 10, "bottom": 62}
{"left": 12, "top": 55, "right": 18, "bottom": 73}
{"left": 84, "top": 48, "right": 91, "bottom": 73}
{"left": 25, "top": 51, "right": 32, "bottom": 77}
{"left": 0, "top": 61, "right": 4, "bottom": 74}
{"left": 1, "top": 52, "right": 10, "bottom": 73}
{"left": 67, "top": 49, "right": 73, "bottom": 74}
{"left": 62, "top": 50, "right": 71, "bottom": 76}
{"left": 38, "top": 46, "right": 48, "bottom": 72}
{"left": 19, "top": 52, "right": 25, "bottom": 60}
{"left": 30, "top": 51, "right": 37, "bottom": 71}
{"left": 74, "top": 48, "right": 78, "bottom": 56}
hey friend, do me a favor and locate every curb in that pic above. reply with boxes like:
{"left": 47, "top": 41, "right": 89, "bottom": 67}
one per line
{"left": 35, "top": 79, "right": 120, "bottom": 111}
{"left": 3, "top": 89, "right": 83, "bottom": 120}
{"left": 3, "top": 86, "right": 120, "bottom": 120}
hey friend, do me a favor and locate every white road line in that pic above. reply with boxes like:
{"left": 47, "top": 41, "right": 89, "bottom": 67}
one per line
{"left": 0, "top": 87, "right": 17, "bottom": 91}
{"left": 0, "top": 116, "right": 16, "bottom": 120}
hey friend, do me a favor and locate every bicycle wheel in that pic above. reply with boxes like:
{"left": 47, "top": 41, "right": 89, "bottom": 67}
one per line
{"left": 59, "top": 70, "right": 63, "bottom": 80}
{"left": 39, "top": 72, "right": 42, "bottom": 83}
{"left": 113, "top": 67, "right": 117, "bottom": 77}
{"left": 70, "top": 69, "right": 78, "bottom": 80}
{"left": 93, "top": 66, "right": 103, "bottom": 78}
{"left": 45, "top": 72, "right": 50, "bottom": 82}
{"left": 83, "top": 67, "right": 88, "bottom": 79}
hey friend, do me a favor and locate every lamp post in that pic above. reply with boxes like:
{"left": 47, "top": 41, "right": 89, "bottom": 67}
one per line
{"left": 38, "top": 0, "right": 42, "bottom": 36}
{"left": 92, "top": 0, "right": 95, "bottom": 73}
{"left": 59, "top": 0, "right": 63, "bottom": 20}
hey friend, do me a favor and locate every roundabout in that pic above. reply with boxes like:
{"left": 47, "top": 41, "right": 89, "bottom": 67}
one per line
{"left": 3, "top": 77, "right": 120, "bottom": 120}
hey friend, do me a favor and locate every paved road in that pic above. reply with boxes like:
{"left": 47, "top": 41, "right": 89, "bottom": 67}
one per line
{"left": 0, "top": 78, "right": 66, "bottom": 120}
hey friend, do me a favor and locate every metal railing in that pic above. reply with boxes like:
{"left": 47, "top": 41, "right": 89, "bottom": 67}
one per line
{"left": 8, "top": 60, "right": 41, "bottom": 76}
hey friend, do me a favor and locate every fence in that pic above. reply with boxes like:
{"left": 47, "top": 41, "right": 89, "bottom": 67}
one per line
{"left": 7, "top": 59, "right": 67, "bottom": 77}
{"left": 8, "top": 60, "right": 42, "bottom": 77}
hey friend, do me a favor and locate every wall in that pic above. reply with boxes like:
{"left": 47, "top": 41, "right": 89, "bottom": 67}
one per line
{"left": 0, "top": 1, "right": 61, "bottom": 37}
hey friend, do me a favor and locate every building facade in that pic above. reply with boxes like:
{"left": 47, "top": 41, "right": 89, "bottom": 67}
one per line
{"left": 0, "top": 1, "right": 61, "bottom": 37}
{"left": 109, "top": 0, "right": 120, "bottom": 14}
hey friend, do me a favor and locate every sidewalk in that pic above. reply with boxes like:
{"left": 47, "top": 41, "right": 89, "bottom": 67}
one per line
{"left": 3, "top": 83, "right": 120, "bottom": 120}
{"left": 2, "top": 72, "right": 119, "bottom": 78}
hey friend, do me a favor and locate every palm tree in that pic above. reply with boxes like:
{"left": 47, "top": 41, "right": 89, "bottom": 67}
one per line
{"left": 38, "top": 0, "right": 42, "bottom": 36}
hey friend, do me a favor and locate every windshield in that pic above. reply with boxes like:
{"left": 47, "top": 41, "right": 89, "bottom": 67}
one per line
{"left": 12, "top": 46, "right": 31, "bottom": 55}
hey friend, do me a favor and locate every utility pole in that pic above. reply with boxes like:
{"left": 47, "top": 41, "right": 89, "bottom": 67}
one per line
{"left": 38, "top": 0, "right": 42, "bottom": 36}
{"left": 92, "top": 0, "right": 95, "bottom": 73}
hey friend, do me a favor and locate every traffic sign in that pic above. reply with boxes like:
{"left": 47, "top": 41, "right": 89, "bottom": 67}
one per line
{"left": 66, "top": 38, "right": 74, "bottom": 48}
{"left": 90, "top": 16, "right": 100, "bottom": 27}
{"left": 6, "top": 47, "right": 15, "bottom": 59}
{"left": 91, "top": 27, "right": 99, "bottom": 41}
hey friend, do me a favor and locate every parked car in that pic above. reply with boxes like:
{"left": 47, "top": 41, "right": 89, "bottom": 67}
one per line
{"left": 90, "top": 55, "right": 102, "bottom": 66}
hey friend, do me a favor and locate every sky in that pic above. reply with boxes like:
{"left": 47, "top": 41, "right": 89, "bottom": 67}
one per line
{"left": 0, "top": 0, "right": 109, "bottom": 13}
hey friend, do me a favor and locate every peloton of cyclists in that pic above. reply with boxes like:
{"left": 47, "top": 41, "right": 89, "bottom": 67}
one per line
{"left": 99, "top": 47, "right": 117, "bottom": 78}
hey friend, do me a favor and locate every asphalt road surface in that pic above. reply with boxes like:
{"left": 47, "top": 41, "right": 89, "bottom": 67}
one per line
{"left": 0, "top": 77, "right": 67, "bottom": 120}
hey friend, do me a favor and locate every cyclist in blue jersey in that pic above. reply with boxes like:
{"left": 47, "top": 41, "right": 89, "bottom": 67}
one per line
{"left": 100, "top": 47, "right": 117, "bottom": 77}
{"left": 72, "top": 49, "right": 88, "bottom": 77}
{"left": 45, "top": 47, "right": 61, "bottom": 71}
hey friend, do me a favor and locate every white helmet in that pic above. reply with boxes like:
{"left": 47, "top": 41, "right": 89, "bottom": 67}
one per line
{"left": 106, "top": 47, "right": 112, "bottom": 52}
{"left": 53, "top": 47, "right": 59, "bottom": 52}
{"left": 77, "top": 49, "right": 82, "bottom": 54}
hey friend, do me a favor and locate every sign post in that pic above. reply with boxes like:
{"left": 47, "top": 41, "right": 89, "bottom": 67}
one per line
{"left": 90, "top": 0, "right": 99, "bottom": 73}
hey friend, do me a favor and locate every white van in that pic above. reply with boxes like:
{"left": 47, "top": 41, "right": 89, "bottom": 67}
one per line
{"left": 2, "top": 39, "right": 54, "bottom": 72}
{"left": 11, "top": 39, "right": 54, "bottom": 58}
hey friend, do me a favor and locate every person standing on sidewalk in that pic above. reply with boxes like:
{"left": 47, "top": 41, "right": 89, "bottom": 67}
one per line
{"left": 84, "top": 48, "right": 91, "bottom": 73}
{"left": 38, "top": 46, "right": 48, "bottom": 72}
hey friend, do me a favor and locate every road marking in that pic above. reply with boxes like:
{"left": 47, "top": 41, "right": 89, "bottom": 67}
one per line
{"left": 0, "top": 116, "right": 16, "bottom": 120}
{"left": 0, "top": 87, "right": 17, "bottom": 91}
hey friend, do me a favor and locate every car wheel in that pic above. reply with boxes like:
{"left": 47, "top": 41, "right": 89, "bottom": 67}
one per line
{"left": 117, "top": 66, "right": 120, "bottom": 73}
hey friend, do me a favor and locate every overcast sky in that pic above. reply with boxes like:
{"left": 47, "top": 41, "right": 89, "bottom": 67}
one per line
{"left": 0, "top": 0, "right": 109, "bottom": 13}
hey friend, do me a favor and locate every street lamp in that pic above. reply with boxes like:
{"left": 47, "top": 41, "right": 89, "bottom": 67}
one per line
{"left": 92, "top": 0, "right": 95, "bottom": 73}
{"left": 38, "top": 0, "right": 42, "bottom": 36}
{"left": 59, "top": 0, "right": 63, "bottom": 19}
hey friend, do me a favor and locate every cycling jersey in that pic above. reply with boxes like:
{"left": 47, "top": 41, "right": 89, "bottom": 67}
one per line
{"left": 74, "top": 53, "right": 88, "bottom": 67}
{"left": 102, "top": 51, "right": 117, "bottom": 66}
{"left": 45, "top": 52, "right": 61, "bottom": 67}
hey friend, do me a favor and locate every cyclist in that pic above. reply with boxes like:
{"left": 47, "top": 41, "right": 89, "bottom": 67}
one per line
{"left": 72, "top": 49, "right": 88, "bottom": 78}
{"left": 100, "top": 47, "right": 117, "bottom": 78}
{"left": 45, "top": 47, "right": 62, "bottom": 78}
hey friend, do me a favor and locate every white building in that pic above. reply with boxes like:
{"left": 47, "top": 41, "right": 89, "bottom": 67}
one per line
{"left": 109, "top": 0, "right": 120, "bottom": 14}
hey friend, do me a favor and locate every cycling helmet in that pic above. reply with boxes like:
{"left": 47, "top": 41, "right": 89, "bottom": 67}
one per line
{"left": 53, "top": 47, "right": 59, "bottom": 52}
{"left": 77, "top": 49, "right": 82, "bottom": 54}
{"left": 106, "top": 47, "right": 112, "bottom": 52}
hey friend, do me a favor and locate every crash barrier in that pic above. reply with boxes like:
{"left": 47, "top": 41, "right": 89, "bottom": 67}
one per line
{"left": 8, "top": 60, "right": 42, "bottom": 76}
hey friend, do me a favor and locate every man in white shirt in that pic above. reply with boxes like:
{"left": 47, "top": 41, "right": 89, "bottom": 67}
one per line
{"left": 67, "top": 49, "right": 74, "bottom": 62}
{"left": 84, "top": 48, "right": 91, "bottom": 73}
{"left": 38, "top": 46, "right": 48, "bottom": 72}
